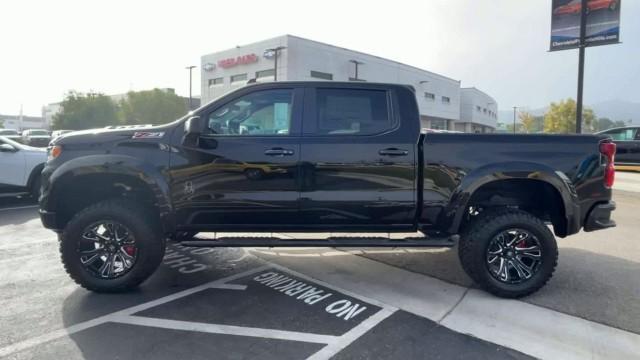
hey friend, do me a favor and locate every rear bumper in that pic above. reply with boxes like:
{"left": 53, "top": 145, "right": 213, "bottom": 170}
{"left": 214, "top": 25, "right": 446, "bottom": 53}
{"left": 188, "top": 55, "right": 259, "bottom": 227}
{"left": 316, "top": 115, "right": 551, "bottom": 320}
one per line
{"left": 584, "top": 201, "right": 616, "bottom": 232}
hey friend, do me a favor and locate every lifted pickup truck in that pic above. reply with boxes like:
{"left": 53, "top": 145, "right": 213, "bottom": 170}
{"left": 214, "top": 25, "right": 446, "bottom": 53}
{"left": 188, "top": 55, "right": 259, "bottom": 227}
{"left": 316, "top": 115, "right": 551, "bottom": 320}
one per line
{"left": 40, "top": 82, "right": 616, "bottom": 298}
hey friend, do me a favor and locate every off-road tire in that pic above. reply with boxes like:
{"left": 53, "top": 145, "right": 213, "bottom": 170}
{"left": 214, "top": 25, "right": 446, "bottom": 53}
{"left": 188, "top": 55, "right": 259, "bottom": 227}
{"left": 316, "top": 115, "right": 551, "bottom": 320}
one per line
{"left": 458, "top": 208, "right": 558, "bottom": 298}
{"left": 60, "top": 199, "right": 165, "bottom": 293}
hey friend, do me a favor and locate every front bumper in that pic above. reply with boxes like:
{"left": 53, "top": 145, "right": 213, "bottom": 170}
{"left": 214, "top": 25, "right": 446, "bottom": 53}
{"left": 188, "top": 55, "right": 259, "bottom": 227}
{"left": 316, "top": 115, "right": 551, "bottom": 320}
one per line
{"left": 584, "top": 201, "right": 616, "bottom": 232}
{"left": 39, "top": 209, "right": 59, "bottom": 231}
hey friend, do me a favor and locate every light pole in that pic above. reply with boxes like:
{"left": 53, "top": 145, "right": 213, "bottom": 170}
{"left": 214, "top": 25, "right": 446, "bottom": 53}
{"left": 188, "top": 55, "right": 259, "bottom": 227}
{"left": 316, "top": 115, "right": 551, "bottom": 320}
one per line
{"left": 349, "top": 60, "right": 364, "bottom": 81}
{"left": 264, "top": 46, "right": 286, "bottom": 81}
{"left": 185, "top": 65, "right": 196, "bottom": 110}
{"left": 512, "top": 106, "right": 519, "bottom": 134}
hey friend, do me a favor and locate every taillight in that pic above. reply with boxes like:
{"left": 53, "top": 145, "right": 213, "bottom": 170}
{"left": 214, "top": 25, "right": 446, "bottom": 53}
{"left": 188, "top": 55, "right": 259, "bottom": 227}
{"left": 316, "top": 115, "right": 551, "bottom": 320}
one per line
{"left": 599, "top": 141, "right": 616, "bottom": 188}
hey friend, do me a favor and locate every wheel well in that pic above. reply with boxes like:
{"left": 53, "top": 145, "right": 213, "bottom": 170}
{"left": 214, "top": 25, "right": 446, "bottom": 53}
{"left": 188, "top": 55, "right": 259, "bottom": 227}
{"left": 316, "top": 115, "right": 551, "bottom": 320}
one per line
{"left": 27, "top": 163, "right": 45, "bottom": 190}
{"left": 54, "top": 173, "right": 159, "bottom": 230}
{"left": 464, "top": 179, "right": 568, "bottom": 237}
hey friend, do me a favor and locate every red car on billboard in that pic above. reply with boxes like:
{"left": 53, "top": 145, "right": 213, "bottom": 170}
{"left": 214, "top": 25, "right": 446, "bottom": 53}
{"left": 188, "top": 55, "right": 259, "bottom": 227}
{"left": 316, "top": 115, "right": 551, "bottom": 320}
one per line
{"left": 553, "top": 0, "right": 618, "bottom": 15}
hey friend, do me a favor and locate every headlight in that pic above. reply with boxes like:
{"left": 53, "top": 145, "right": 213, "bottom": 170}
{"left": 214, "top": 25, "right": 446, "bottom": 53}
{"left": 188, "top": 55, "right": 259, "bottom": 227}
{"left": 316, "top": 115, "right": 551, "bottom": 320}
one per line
{"left": 48, "top": 145, "right": 62, "bottom": 161}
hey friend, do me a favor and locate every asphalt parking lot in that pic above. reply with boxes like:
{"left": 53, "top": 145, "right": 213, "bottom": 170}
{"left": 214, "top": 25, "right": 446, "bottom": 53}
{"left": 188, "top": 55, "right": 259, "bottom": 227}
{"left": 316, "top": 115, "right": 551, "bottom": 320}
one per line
{"left": 1, "top": 171, "right": 639, "bottom": 359}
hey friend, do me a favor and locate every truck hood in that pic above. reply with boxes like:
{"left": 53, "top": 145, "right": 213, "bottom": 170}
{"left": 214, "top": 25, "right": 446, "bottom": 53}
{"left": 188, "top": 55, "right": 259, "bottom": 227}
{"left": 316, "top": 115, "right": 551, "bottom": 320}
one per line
{"left": 51, "top": 123, "right": 177, "bottom": 146}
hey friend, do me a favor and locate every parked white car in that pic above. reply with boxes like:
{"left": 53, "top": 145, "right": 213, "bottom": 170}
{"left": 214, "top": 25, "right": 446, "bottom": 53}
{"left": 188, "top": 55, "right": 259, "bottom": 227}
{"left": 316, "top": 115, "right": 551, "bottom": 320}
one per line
{"left": 0, "top": 136, "right": 47, "bottom": 197}
{"left": 0, "top": 129, "right": 22, "bottom": 142}
{"left": 21, "top": 129, "right": 51, "bottom": 147}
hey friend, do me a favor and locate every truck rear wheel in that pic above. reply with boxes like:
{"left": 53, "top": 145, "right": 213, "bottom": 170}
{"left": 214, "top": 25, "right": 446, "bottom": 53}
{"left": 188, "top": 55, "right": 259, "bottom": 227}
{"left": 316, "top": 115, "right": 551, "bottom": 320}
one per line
{"left": 60, "top": 199, "right": 165, "bottom": 293}
{"left": 458, "top": 209, "right": 558, "bottom": 298}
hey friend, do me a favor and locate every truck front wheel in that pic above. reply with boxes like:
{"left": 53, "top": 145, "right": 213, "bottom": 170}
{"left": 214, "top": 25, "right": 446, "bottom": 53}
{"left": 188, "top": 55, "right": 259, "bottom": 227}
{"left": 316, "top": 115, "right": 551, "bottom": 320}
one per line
{"left": 59, "top": 199, "right": 165, "bottom": 293}
{"left": 458, "top": 209, "right": 558, "bottom": 298}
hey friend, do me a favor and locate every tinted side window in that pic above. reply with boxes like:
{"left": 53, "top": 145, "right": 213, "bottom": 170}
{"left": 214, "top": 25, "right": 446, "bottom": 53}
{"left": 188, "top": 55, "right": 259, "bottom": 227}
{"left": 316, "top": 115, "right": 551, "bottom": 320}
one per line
{"left": 605, "top": 128, "right": 636, "bottom": 141}
{"left": 206, "top": 89, "right": 292, "bottom": 136}
{"left": 315, "top": 89, "right": 390, "bottom": 135}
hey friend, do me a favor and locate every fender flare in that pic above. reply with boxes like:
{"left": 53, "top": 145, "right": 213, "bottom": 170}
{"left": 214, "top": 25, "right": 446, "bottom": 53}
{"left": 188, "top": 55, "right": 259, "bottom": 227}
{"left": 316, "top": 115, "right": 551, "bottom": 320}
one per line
{"left": 44, "top": 154, "right": 175, "bottom": 232}
{"left": 447, "top": 161, "right": 580, "bottom": 236}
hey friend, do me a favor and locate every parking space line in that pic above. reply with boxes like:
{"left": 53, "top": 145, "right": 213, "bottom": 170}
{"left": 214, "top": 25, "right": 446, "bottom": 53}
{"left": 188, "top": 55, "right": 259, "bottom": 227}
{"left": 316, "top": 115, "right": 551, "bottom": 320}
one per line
{"left": 307, "top": 307, "right": 396, "bottom": 360}
{"left": 0, "top": 265, "right": 269, "bottom": 358}
{"left": 113, "top": 315, "right": 339, "bottom": 344}
{"left": 0, "top": 205, "right": 39, "bottom": 212}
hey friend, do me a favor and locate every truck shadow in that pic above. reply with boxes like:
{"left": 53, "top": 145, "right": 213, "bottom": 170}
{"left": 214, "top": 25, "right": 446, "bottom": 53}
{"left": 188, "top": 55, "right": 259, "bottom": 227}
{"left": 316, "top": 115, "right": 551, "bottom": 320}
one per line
{"left": 0, "top": 200, "right": 39, "bottom": 226}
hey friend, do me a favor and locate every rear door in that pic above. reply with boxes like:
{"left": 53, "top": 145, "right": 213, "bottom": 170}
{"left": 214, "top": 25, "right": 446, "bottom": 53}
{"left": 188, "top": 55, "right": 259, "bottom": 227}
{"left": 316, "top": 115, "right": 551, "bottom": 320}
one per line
{"left": 170, "top": 86, "right": 304, "bottom": 229}
{"left": 298, "top": 85, "right": 418, "bottom": 230}
{"left": 0, "top": 138, "right": 26, "bottom": 189}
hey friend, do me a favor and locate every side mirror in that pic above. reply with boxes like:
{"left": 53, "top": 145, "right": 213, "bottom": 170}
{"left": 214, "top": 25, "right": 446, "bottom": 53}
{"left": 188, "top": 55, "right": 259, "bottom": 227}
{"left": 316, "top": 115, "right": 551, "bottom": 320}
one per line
{"left": 0, "top": 144, "right": 16, "bottom": 152}
{"left": 185, "top": 116, "right": 203, "bottom": 135}
{"left": 183, "top": 116, "right": 203, "bottom": 146}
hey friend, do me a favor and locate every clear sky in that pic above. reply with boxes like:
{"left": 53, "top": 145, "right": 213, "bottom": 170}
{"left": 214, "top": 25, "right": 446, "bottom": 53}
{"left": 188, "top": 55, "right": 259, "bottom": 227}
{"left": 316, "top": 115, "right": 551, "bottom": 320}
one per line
{"left": 1, "top": 0, "right": 638, "bottom": 116}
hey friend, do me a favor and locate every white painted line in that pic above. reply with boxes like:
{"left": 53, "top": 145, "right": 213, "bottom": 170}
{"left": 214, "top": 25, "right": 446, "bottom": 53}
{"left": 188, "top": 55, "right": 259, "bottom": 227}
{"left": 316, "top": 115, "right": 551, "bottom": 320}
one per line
{"left": 256, "top": 251, "right": 640, "bottom": 360}
{"left": 114, "top": 315, "right": 338, "bottom": 344}
{"left": 0, "top": 205, "right": 39, "bottom": 212}
{"left": 0, "top": 265, "right": 268, "bottom": 358}
{"left": 441, "top": 289, "right": 640, "bottom": 360}
{"left": 307, "top": 307, "right": 396, "bottom": 360}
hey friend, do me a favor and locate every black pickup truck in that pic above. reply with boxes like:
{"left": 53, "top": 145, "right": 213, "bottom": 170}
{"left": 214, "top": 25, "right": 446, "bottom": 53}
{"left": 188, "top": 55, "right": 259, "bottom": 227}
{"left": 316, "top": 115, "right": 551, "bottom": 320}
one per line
{"left": 40, "top": 81, "right": 617, "bottom": 298}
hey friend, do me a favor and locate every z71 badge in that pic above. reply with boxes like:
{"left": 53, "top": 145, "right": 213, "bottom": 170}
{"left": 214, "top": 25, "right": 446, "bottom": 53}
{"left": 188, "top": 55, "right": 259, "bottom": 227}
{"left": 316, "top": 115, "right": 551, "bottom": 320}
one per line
{"left": 132, "top": 131, "right": 164, "bottom": 139}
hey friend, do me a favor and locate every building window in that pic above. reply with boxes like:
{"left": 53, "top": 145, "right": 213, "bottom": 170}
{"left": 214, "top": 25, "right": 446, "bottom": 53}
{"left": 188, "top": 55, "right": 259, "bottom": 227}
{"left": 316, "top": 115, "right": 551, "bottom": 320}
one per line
{"left": 314, "top": 88, "right": 391, "bottom": 135}
{"left": 442, "top": 96, "right": 451, "bottom": 104}
{"left": 256, "top": 69, "right": 275, "bottom": 79}
{"left": 425, "top": 92, "right": 435, "bottom": 101}
{"left": 208, "top": 77, "right": 223, "bottom": 87}
{"left": 230, "top": 73, "right": 248, "bottom": 83}
{"left": 310, "top": 71, "right": 333, "bottom": 80}
{"left": 476, "top": 105, "right": 481, "bottom": 112}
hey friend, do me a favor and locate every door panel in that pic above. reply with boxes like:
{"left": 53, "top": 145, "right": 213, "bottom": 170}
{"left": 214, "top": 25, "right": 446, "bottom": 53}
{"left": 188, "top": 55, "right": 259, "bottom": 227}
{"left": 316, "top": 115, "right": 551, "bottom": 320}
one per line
{"left": 299, "top": 86, "right": 417, "bottom": 228}
{"left": 170, "top": 87, "right": 303, "bottom": 229}
{"left": 0, "top": 140, "right": 26, "bottom": 188}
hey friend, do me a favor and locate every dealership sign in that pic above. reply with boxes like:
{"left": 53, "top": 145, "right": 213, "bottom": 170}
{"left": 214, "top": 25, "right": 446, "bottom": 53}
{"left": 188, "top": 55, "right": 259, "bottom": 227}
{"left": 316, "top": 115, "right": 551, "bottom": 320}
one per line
{"left": 217, "top": 54, "right": 259, "bottom": 69}
{"left": 550, "top": 0, "right": 621, "bottom": 51}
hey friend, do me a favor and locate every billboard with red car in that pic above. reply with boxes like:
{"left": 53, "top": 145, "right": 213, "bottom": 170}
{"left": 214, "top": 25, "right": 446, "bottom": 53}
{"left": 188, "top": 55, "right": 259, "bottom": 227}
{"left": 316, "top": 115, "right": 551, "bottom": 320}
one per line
{"left": 550, "top": 0, "right": 621, "bottom": 51}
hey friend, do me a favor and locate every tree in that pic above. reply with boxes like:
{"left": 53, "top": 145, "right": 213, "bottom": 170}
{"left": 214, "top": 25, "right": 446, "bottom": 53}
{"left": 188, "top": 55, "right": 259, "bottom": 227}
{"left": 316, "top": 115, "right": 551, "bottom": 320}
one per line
{"left": 519, "top": 112, "right": 538, "bottom": 133}
{"left": 119, "top": 89, "right": 187, "bottom": 125}
{"left": 53, "top": 91, "right": 120, "bottom": 130}
{"left": 543, "top": 99, "right": 596, "bottom": 134}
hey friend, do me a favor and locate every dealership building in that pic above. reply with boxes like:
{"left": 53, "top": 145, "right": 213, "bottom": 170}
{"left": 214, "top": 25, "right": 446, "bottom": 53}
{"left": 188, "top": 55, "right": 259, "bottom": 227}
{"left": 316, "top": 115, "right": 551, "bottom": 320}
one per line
{"left": 201, "top": 35, "right": 498, "bottom": 132}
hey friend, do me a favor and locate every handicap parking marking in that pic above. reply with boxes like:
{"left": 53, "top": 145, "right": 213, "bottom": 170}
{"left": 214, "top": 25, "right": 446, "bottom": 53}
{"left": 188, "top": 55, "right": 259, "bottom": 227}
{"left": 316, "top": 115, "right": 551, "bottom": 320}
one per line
{"left": 134, "top": 267, "right": 386, "bottom": 337}
{"left": 0, "top": 262, "right": 397, "bottom": 360}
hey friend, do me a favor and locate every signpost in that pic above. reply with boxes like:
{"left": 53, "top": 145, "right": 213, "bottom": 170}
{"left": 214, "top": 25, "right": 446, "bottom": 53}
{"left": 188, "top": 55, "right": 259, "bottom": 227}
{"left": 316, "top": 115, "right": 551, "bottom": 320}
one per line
{"left": 550, "top": 0, "right": 621, "bottom": 133}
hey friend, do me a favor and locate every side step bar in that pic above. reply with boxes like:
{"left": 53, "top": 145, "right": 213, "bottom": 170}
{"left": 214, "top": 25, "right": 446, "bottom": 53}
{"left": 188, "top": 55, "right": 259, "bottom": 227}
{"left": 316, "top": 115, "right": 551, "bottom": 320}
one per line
{"left": 180, "top": 235, "right": 458, "bottom": 248}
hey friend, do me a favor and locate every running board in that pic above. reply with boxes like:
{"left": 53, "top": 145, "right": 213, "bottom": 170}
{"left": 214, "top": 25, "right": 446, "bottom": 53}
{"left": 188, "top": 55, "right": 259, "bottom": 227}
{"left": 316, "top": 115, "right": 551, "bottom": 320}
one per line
{"left": 179, "top": 235, "right": 458, "bottom": 248}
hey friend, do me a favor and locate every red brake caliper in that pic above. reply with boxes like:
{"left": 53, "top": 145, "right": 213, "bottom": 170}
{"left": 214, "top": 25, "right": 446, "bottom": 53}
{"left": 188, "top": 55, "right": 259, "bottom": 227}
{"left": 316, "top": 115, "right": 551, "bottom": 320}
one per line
{"left": 122, "top": 245, "right": 136, "bottom": 256}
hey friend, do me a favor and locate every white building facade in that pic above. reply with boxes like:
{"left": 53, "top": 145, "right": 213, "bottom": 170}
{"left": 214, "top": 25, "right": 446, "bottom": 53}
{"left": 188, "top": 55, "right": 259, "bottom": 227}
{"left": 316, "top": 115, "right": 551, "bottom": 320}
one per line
{"left": 201, "top": 35, "right": 497, "bottom": 132}
{"left": 459, "top": 88, "right": 498, "bottom": 133}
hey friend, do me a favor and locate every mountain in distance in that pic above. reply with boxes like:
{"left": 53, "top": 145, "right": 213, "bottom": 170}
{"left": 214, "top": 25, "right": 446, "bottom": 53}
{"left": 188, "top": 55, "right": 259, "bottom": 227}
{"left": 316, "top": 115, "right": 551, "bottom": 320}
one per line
{"left": 499, "top": 99, "right": 639, "bottom": 125}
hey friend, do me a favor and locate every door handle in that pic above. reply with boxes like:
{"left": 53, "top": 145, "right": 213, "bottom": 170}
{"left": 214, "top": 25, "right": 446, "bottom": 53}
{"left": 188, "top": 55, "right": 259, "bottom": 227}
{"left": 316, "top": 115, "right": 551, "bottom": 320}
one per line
{"left": 379, "top": 148, "right": 409, "bottom": 156}
{"left": 264, "top": 148, "right": 294, "bottom": 156}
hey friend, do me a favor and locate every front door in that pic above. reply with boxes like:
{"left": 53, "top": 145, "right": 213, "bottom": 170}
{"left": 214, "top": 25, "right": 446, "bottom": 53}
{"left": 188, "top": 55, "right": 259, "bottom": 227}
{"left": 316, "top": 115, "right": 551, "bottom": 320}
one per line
{"left": 0, "top": 139, "right": 26, "bottom": 191}
{"left": 298, "top": 86, "right": 417, "bottom": 230}
{"left": 170, "top": 87, "right": 303, "bottom": 230}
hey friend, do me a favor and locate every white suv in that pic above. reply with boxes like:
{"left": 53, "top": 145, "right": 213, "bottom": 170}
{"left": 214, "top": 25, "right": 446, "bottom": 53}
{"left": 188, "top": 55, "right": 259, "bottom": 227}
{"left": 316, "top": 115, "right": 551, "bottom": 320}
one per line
{"left": 0, "top": 136, "right": 47, "bottom": 197}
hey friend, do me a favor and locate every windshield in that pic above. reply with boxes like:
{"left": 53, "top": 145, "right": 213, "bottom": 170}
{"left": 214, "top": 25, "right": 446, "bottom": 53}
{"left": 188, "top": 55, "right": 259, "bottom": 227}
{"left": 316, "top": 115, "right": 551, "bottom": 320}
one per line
{"left": 0, "top": 129, "right": 18, "bottom": 135}
{"left": 29, "top": 130, "right": 49, "bottom": 136}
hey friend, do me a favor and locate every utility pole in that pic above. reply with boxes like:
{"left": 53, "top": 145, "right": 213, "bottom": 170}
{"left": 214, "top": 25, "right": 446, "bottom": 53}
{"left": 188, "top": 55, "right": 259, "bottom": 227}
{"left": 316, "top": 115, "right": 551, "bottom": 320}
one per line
{"left": 513, "top": 106, "right": 519, "bottom": 134}
{"left": 185, "top": 65, "right": 196, "bottom": 110}
{"left": 265, "top": 46, "right": 286, "bottom": 81}
{"left": 575, "top": 0, "right": 588, "bottom": 134}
